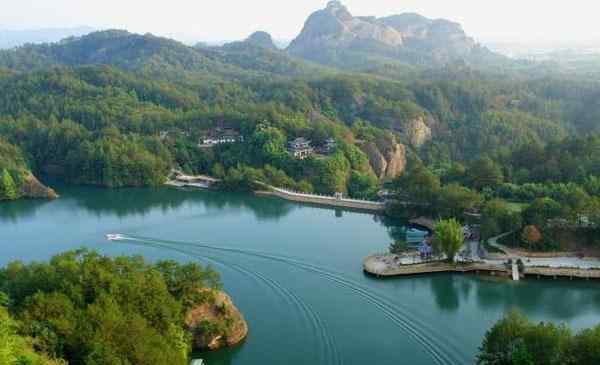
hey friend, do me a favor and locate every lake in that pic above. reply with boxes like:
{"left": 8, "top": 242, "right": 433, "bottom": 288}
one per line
{"left": 2, "top": 185, "right": 600, "bottom": 365}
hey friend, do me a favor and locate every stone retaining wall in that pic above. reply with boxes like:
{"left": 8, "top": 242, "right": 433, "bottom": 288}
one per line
{"left": 256, "top": 189, "right": 386, "bottom": 212}
{"left": 363, "top": 255, "right": 509, "bottom": 277}
{"left": 364, "top": 255, "right": 600, "bottom": 280}
{"left": 525, "top": 267, "right": 600, "bottom": 279}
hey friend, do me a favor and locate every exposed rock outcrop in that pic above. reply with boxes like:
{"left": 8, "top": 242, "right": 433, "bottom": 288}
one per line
{"left": 287, "top": 1, "right": 502, "bottom": 67}
{"left": 362, "top": 140, "right": 406, "bottom": 180}
{"left": 379, "top": 13, "right": 476, "bottom": 61}
{"left": 288, "top": 1, "right": 403, "bottom": 61}
{"left": 186, "top": 290, "right": 248, "bottom": 352}
{"left": 21, "top": 173, "right": 58, "bottom": 199}
{"left": 404, "top": 116, "right": 432, "bottom": 148}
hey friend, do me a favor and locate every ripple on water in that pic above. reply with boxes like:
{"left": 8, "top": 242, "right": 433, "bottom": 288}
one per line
{"left": 121, "top": 235, "right": 468, "bottom": 365}
{"left": 121, "top": 236, "right": 341, "bottom": 365}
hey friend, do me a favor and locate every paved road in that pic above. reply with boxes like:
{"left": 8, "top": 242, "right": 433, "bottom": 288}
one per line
{"left": 485, "top": 232, "right": 600, "bottom": 269}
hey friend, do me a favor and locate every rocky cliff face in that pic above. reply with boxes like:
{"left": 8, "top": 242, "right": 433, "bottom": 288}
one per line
{"left": 287, "top": 1, "right": 498, "bottom": 67}
{"left": 404, "top": 116, "right": 433, "bottom": 148}
{"left": 379, "top": 14, "right": 476, "bottom": 61}
{"left": 186, "top": 290, "right": 248, "bottom": 352}
{"left": 21, "top": 173, "right": 58, "bottom": 199}
{"left": 287, "top": 1, "right": 403, "bottom": 63}
{"left": 362, "top": 140, "right": 407, "bottom": 180}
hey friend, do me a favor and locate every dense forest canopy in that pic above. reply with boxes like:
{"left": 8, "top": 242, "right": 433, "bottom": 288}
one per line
{"left": 0, "top": 250, "right": 222, "bottom": 365}
{"left": 0, "top": 29, "right": 598, "bottom": 241}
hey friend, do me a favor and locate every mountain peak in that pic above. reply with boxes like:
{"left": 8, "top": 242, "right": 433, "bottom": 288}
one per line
{"left": 326, "top": 0, "right": 347, "bottom": 11}
{"left": 287, "top": 1, "right": 403, "bottom": 62}
{"left": 288, "top": 2, "right": 498, "bottom": 69}
{"left": 323, "top": 1, "right": 353, "bottom": 22}
{"left": 245, "top": 31, "right": 278, "bottom": 50}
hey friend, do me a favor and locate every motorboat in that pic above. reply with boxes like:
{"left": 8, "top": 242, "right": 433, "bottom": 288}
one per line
{"left": 106, "top": 234, "right": 123, "bottom": 241}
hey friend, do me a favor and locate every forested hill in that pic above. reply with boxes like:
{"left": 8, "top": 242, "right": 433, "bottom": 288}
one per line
{"left": 0, "top": 17, "right": 597, "bottom": 207}
{"left": 0, "top": 30, "right": 243, "bottom": 79}
{"left": 199, "top": 32, "right": 334, "bottom": 77}
{"left": 0, "top": 62, "right": 597, "bottom": 193}
{"left": 0, "top": 29, "right": 331, "bottom": 80}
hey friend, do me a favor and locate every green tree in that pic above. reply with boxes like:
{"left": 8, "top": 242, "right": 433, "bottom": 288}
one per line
{"left": 437, "top": 184, "right": 483, "bottom": 219}
{"left": 311, "top": 152, "right": 350, "bottom": 194}
{"left": 0, "top": 168, "right": 18, "bottom": 201}
{"left": 568, "top": 325, "right": 600, "bottom": 364}
{"left": 0, "top": 250, "right": 224, "bottom": 365}
{"left": 248, "top": 125, "right": 287, "bottom": 165}
{"left": 211, "top": 163, "right": 226, "bottom": 179}
{"left": 523, "top": 198, "right": 562, "bottom": 228}
{"left": 478, "top": 310, "right": 572, "bottom": 365}
{"left": 0, "top": 305, "right": 63, "bottom": 365}
{"left": 348, "top": 171, "right": 378, "bottom": 200}
{"left": 394, "top": 164, "right": 441, "bottom": 205}
{"left": 433, "top": 218, "right": 464, "bottom": 263}
{"left": 481, "top": 199, "right": 522, "bottom": 240}
{"left": 468, "top": 157, "right": 504, "bottom": 190}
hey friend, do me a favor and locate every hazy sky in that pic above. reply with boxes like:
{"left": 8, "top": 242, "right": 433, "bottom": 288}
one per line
{"left": 2, "top": 0, "right": 600, "bottom": 44}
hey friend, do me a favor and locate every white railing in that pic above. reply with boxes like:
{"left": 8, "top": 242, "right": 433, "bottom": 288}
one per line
{"left": 267, "top": 185, "right": 385, "bottom": 207}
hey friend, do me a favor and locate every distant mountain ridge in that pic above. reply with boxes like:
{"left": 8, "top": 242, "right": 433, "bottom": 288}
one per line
{"left": 0, "top": 3, "right": 508, "bottom": 78}
{"left": 0, "top": 30, "right": 247, "bottom": 79}
{"left": 287, "top": 1, "right": 503, "bottom": 69}
{"left": 0, "top": 29, "right": 330, "bottom": 80}
{"left": 0, "top": 26, "right": 95, "bottom": 49}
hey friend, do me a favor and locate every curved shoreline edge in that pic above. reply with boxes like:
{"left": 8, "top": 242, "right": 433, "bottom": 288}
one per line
{"left": 363, "top": 255, "right": 600, "bottom": 280}
{"left": 255, "top": 190, "right": 385, "bottom": 212}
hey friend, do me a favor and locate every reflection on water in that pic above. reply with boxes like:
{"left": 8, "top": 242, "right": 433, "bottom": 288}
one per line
{"left": 473, "top": 276, "right": 600, "bottom": 320}
{"left": 430, "top": 275, "right": 464, "bottom": 312}
{"left": 0, "top": 198, "right": 51, "bottom": 222}
{"left": 424, "top": 272, "right": 600, "bottom": 320}
{"left": 71, "top": 186, "right": 298, "bottom": 221}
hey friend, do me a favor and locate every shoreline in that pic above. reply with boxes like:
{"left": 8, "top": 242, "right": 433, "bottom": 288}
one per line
{"left": 363, "top": 254, "right": 600, "bottom": 280}
{"left": 363, "top": 255, "right": 511, "bottom": 278}
{"left": 254, "top": 190, "right": 386, "bottom": 213}
{"left": 164, "top": 175, "right": 387, "bottom": 213}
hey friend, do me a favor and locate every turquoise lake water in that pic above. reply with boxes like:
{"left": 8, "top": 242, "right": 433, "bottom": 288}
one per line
{"left": 2, "top": 185, "right": 600, "bottom": 365}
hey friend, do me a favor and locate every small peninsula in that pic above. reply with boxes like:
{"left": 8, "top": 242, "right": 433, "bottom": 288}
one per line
{"left": 0, "top": 250, "right": 247, "bottom": 364}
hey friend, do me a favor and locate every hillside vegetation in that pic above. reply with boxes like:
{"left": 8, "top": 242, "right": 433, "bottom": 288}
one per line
{"left": 0, "top": 250, "right": 238, "bottom": 365}
{"left": 0, "top": 18, "right": 598, "bottom": 241}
